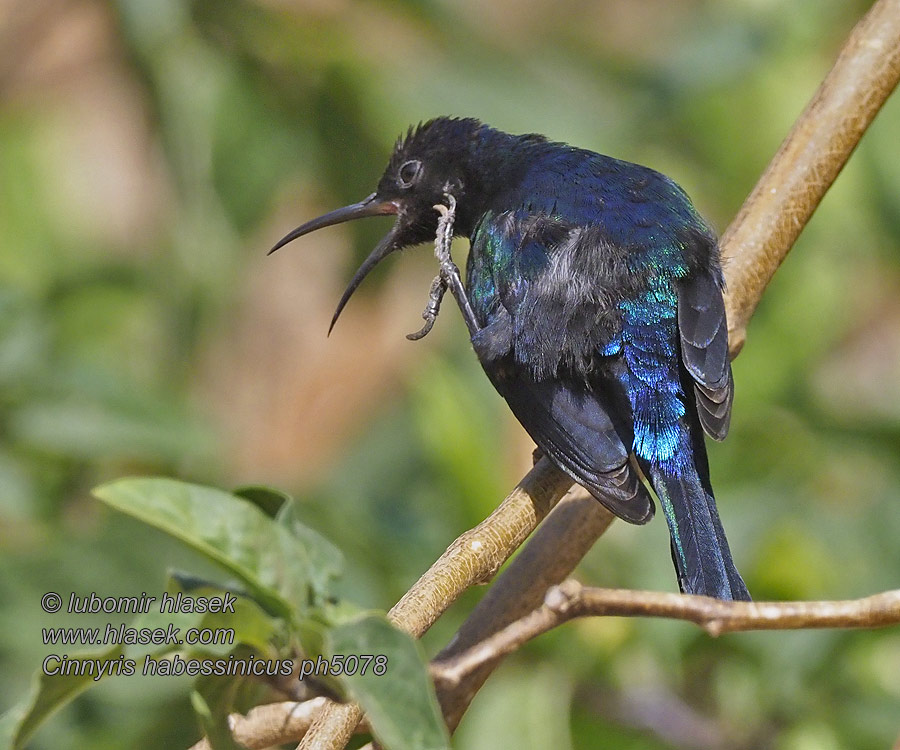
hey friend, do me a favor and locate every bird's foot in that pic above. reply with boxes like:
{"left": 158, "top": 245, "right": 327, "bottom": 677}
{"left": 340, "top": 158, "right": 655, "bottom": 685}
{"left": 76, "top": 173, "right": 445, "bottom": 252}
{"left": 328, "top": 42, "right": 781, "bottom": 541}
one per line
{"left": 408, "top": 196, "right": 469, "bottom": 342}
{"left": 431, "top": 194, "right": 482, "bottom": 337}
{"left": 407, "top": 274, "right": 447, "bottom": 340}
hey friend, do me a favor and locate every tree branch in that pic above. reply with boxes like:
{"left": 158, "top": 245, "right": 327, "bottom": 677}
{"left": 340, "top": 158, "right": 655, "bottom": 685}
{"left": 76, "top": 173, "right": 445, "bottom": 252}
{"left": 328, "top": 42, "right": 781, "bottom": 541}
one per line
{"left": 435, "top": 487, "right": 613, "bottom": 730}
{"left": 431, "top": 581, "right": 900, "bottom": 690}
{"left": 296, "top": 457, "right": 574, "bottom": 749}
{"left": 722, "top": 0, "right": 900, "bottom": 354}
{"left": 196, "top": 2, "right": 900, "bottom": 748}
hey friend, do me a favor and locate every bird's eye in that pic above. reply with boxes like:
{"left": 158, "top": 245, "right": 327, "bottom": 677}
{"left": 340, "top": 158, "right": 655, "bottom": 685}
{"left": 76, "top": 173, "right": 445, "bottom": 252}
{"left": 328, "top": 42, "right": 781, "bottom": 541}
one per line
{"left": 397, "top": 159, "right": 422, "bottom": 188}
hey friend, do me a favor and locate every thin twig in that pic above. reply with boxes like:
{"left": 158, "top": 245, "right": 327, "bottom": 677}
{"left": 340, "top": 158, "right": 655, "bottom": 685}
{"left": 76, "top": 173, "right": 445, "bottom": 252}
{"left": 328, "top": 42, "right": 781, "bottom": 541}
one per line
{"left": 431, "top": 581, "right": 900, "bottom": 689}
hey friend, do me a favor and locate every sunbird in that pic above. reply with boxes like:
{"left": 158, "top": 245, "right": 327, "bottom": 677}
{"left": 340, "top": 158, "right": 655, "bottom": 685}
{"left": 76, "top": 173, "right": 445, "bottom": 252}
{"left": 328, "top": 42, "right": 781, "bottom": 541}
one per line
{"left": 270, "top": 117, "right": 749, "bottom": 601}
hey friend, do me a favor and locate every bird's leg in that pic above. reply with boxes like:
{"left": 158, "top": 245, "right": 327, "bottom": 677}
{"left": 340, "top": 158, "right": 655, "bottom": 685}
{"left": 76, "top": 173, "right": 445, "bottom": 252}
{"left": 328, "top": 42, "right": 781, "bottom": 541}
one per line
{"left": 407, "top": 274, "right": 446, "bottom": 340}
{"left": 406, "top": 199, "right": 453, "bottom": 341}
{"left": 406, "top": 193, "right": 481, "bottom": 342}
{"left": 433, "top": 194, "right": 481, "bottom": 337}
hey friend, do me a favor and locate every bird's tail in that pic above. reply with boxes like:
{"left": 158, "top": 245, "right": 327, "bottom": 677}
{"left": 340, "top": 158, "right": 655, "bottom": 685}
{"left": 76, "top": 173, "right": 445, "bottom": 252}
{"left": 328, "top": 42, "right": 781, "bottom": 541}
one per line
{"left": 645, "top": 448, "right": 749, "bottom": 601}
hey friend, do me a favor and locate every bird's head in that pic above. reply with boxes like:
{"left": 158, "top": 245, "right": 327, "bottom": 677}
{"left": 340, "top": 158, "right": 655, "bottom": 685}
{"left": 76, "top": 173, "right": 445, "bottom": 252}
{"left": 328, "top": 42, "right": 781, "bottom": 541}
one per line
{"left": 269, "top": 117, "right": 488, "bottom": 331}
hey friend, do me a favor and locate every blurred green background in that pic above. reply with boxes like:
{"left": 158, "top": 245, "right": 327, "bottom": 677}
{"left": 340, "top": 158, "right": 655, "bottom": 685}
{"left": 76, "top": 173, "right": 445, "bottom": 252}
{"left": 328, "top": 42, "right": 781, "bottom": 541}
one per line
{"left": 2, "top": 0, "right": 900, "bottom": 747}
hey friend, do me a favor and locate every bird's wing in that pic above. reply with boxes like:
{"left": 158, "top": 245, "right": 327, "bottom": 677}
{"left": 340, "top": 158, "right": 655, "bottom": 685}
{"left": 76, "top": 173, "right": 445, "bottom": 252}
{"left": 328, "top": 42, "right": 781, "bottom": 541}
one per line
{"left": 468, "top": 213, "right": 653, "bottom": 524}
{"left": 676, "top": 269, "right": 733, "bottom": 441}
{"left": 474, "top": 337, "right": 653, "bottom": 524}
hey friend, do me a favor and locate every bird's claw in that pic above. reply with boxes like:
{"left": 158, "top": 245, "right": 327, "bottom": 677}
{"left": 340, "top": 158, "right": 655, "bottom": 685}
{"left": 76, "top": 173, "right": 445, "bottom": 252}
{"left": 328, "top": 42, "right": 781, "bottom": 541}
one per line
{"left": 407, "top": 275, "right": 446, "bottom": 340}
{"left": 406, "top": 320, "right": 434, "bottom": 341}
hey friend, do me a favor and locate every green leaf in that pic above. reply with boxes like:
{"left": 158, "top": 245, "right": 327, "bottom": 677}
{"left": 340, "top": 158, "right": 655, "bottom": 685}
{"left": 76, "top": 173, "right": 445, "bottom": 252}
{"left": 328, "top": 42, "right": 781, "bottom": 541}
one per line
{"left": 233, "top": 485, "right": 291, "bottom": 518}
{"left": 124, "top": 592, "right": 246, "bottom": 661}
{"left": 94, "top": 477, "right": 332, "bottom": 621}
{"left": 200, "top": 597, "right": 284, "bottom": 658}
{"left": 276, "top": 500, "right": 344, "bottom": 600}
{"left": 190, "top": 691, "right": 244, "bottom": 750}
{"left": 0, "top": 646, "right": 123, "bottom": 750}
{"left": 159, "top": 573, "right": 286, "bottom": 657}
{"left": 117, "top": 575, "right": 208, "bottom": 662}
{"left": 0, "top": 710, "right": 18, "bottom": 750}
{"left": 327, "top": 615, "right": 450, "bottom": 750}
{"left": 4, "top": 485, "right": 309, "bottom": 750}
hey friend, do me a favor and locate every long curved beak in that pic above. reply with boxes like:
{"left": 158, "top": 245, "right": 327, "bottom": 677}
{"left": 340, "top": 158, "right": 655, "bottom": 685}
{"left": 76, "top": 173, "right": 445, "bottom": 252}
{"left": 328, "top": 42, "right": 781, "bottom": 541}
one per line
{"left": 268, "top": 193, "right": 402, "bottom": 334}
{"left": 268, "top": 193, "right": 398, "bottom": 255}
{"left": 328, "top": 222, "right": 401, "bottom": 333}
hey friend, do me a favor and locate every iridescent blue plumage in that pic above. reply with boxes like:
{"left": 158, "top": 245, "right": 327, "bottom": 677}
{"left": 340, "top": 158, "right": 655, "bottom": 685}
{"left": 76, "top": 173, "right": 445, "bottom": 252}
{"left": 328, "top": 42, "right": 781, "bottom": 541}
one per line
{"left": 276, "top": 116, "right": 748, "bottom": 600}
{"left": 457, "top": 120, "right": 748, "bottom": 600}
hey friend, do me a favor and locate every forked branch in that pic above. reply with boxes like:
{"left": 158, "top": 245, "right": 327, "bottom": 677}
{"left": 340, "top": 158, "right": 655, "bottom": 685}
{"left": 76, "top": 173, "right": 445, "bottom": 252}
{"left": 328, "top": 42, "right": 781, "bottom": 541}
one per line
{"left": 190, "top": 1, "right": 900, "bottom": 748}
{"left": 432, "top": 581, "right": 900, "bottom": 691}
